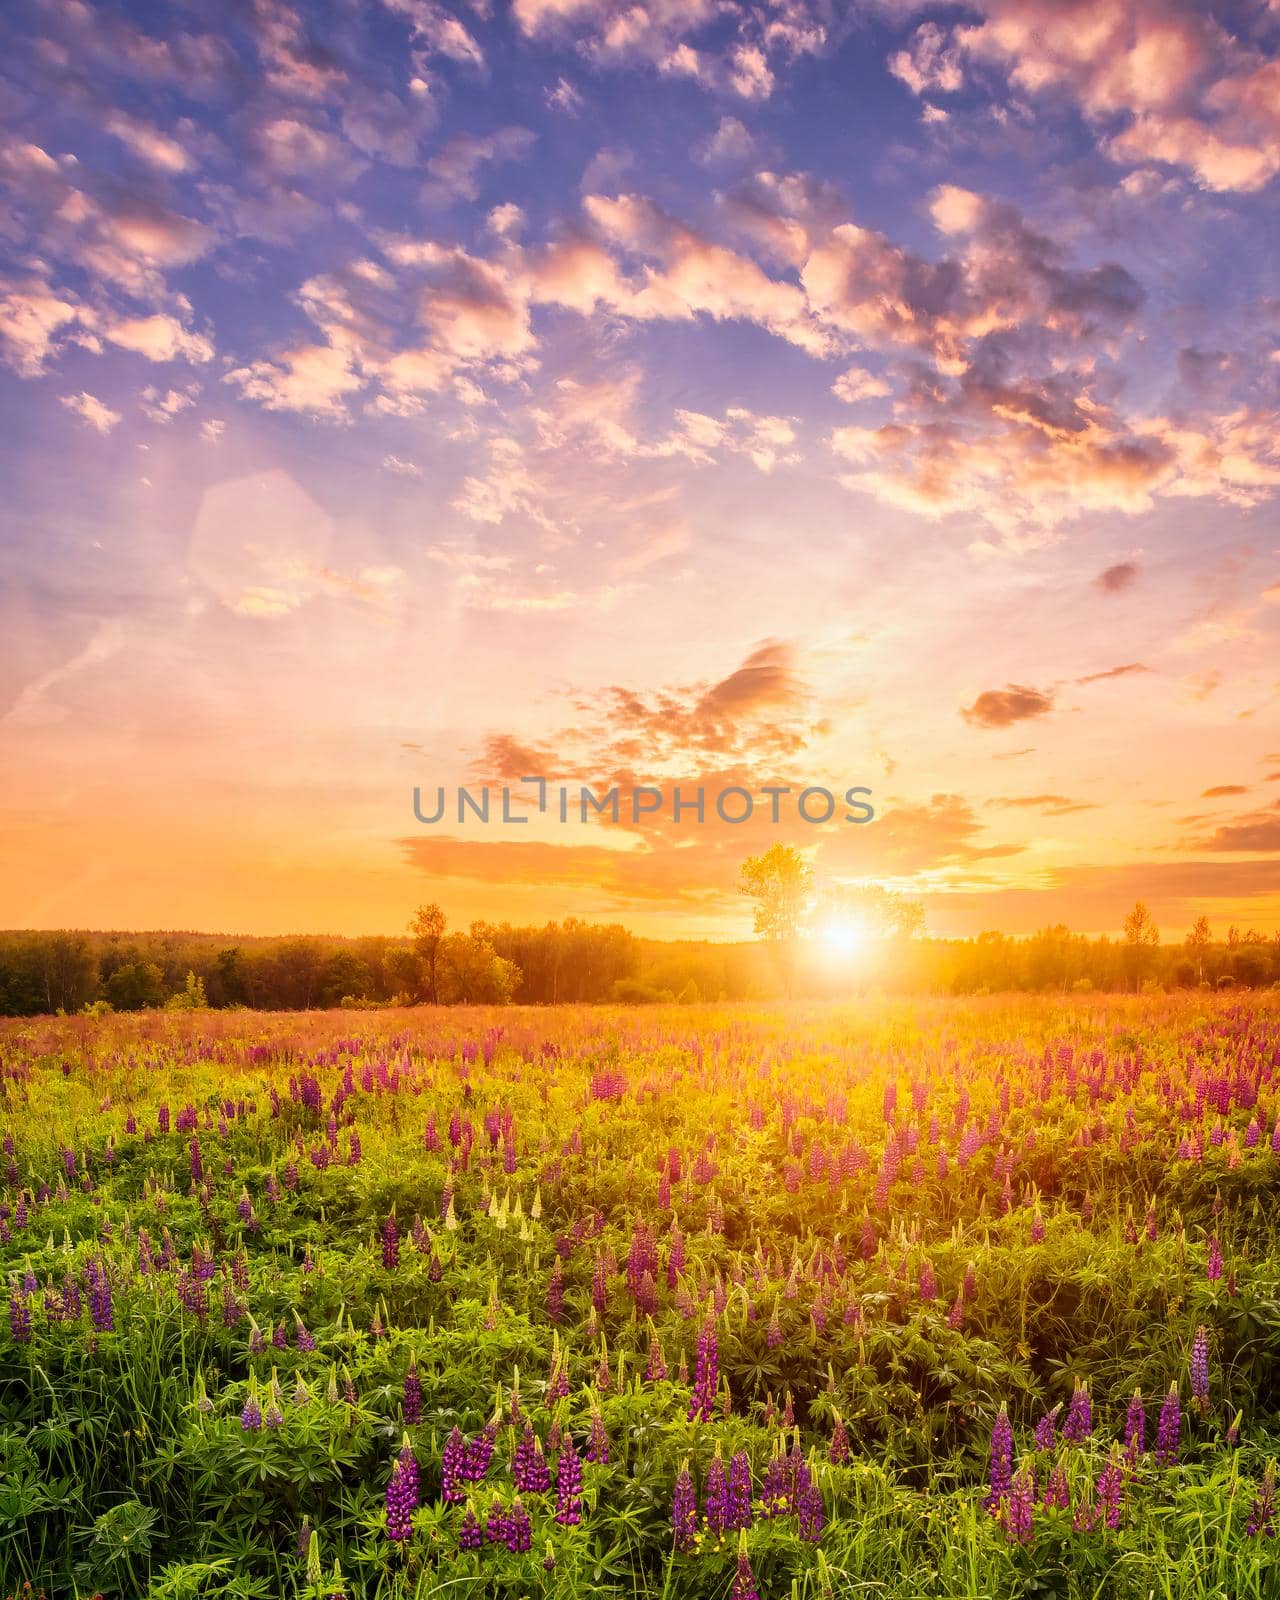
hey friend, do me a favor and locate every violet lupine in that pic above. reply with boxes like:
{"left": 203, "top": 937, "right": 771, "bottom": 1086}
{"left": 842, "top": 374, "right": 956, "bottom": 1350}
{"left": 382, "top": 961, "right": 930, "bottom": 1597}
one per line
{"left": 1206, "top": 1234, "right": 1223, "bottom": 1282}
{"left": 1005, "top": 1462, "right": 1035, "bottom": 1545}
{"left": 1096, "top": 1445, "right": 1125, "bottom": 1529}
{"left": 441, "top": 1426, "right": 468, "bottom": 1502}
{"left": 1155, "top": 1384, "right": 1181, "bottom": 1467}
{"left": 466, "top": 1422, "right": 497, "bottom": 1482}
{"left": 458, "top": 1508, "right": 483, "bottom": 1551}
{"left": 506, "top": 1497, "right": 532, "bottom": 1553}
{"left": 1245, "top": 1459, "right": 1277, "bottom": 1538}
{"left": 8, "top": 1287, "right": 31, "bottom": 1344}
{"left": 1190, "top": 1326, "right": 1210, "bottom": 1411}
{"left": 727, "top": 1452, "right": 753, "bottom": 1532}
{"left": 797, "top": 1465, "right": 824, "bottom": 1542}
{"left": 645, "top": 1327, "right": 667, "bottom": 1382}
{"left": 730, "top": 1544, "right": 760, "bottom": 1600}
{"left": 513, "top": 1424, "right": 550, "bottom": 1494}
{"left": 828, "top": 1412, "right": 850, "bottom": 1465}
{"left": 704, "top": 1450, "right": 730, "bottom": 1538}
{"left": 688, "top": 1310, "right": 719, "bottom": 1423}
{"left": 382, "top": 1210, "right": 400, "bottom": 1271}
{"left": 241, "top": 1394, "right": 263, "bottom": 1431}
{"left": 1124, "top": 1391, "right": 1146, "bottom": 1460}
{"left": 554, "top": 1436, "right": 582, "bottom": 1526}
{"left": 1062, "top": 1381, "right": 1093, "bottom": 1443}
{"left": 1034, "top": 1404, "right": 1061, "bottom": 1452}
{"left": 586, "top": 1410, "right": 609, "bottom": 1465}
{"left": 1042, "top": 1461, "right": 1069, "bottom": 1510}
{"left": 671, "top": 1463, "right": 698, "bottom": 1552}
{"left": 385, "top": 1444, "right": 420, "bottom": 1542}
{"left": 403, "top": 1357, "right": 422, "bottom": 1426}
{"left": 986, "top": 1405, "right": 1013, "bottom": 1510}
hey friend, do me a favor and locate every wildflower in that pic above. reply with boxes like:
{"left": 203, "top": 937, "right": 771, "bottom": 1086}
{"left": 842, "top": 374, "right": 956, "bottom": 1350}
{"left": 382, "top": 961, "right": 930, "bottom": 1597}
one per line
{"left": 828, "top": 1412, "right": 850, "bottom": 1465}
{"left": 441, "top": 1426, "right": 467, "bottom": 1503}
{"left": 726, "top": 1452, "right": 753, "bottom": 1532}
{"left": 458, "top": 1508, "right": 483, "bottom": 1551}
{"left": 1034, "top": 1403, "right": 1061, "bottom": 1452}
{"left": 554, "top": 1436, "right": 582, "bottom": 1526}
{"left": 1042, "top": 1461, "right": 1069, "bottom": 1510}
{"left": 687, "top": 1309, "right": 718, "bottom": 1423}
{"left": 1206, "top": 1234, "right": 1223, "bottom": 1282}
{"left": 704, "top": 1449, "right": 730, "bottom": 1537}
{"left": 731, "top": 1543, "right": 760, "bottom": 1600}
{"left": 1155, "top": 1384, "right": 1181, "bottom": 1467}
{"left": 382, "top": 1210, "right": 399, "bottom": 1271}
{"left": 241, "top": 1394, "right": 263, "bottom": 1431}
{"left": 985, "top": 1404, "right": 1013, "bottom": 1509}
{"left": 797, "top": 1466, "right": 824, "bottom": 1542}
{"left": 513, "top": 1424, "right": 550, "bottom": 1494}
{"left": 1124, "top": 1391, "right": 1145, "bottom": 1460}
{"left": 1006, "top": 1462, "right": 1035, "bottom": 1545}
{"left": 403, "top": 1356, "right": 422, "bottom": 1426}
{"left": 1062, "top": 1381, "right": 1092, "bottom": 1443}
{"left": 1096, "top": 1445, "right": 1125, "bottom": 1529}
{"left": 386, "top": 1443, "right": 420, "bottom": 1542}
{"left": 506, "top": 1497, "right": 532, "bottom": 1553}
{"left": 586, "top": 1409, "right": 609, "bottom": 1465}
{"left": 672, "top": 1463, "right": 697, "bottom": 1552}
{"left": 1246, "top": 1460, "right": 1277, "bottom": 1538}
{"left": 1190, "top": 1326, "right": 1210, "bottom": 1411}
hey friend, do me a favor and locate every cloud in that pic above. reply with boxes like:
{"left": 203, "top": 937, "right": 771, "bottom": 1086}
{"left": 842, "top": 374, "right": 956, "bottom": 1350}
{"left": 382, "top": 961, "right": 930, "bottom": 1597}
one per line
{"left": 832, "top": 365, "right": 891, "bottom": 404}
{"left": 0, "top": 274, "right": 90, "bottom": 376}
{"left": 1076, "top": 662, "right": 1149, "bottom": 684}
{"left": 1195, "top": 804, "right": 1280, "bottom": 852}
{"left": 60, "top": 392, "right": 122, "bottom": 433}
{"left": 889, "top": 22, "right": 963, "bottom": 97}
{"left": 382, "top": 453, "right": 422, "bottom": 476}
{"left": 104, "top": 313, "right": 214, "bottom": 364}
{"left": 225, "top": 344, "right": 364, "bottom": 416}
{"left": 1201, "top": 785, "right": 1247, "bottom": 798}
{"left": 986, "top": 794, "right": 1095, "bottom": 815}
{"left": 961, "top": 684, "right": 1054, "bottom": 728}
{"left": 421, "top": 128, "right": 537, "bottom": 207}
{"left": 140, "top": 384, "right": 200, "bottom": 422}
{"left": 1096, "top": 561, "right": 1139, "bottom": 592}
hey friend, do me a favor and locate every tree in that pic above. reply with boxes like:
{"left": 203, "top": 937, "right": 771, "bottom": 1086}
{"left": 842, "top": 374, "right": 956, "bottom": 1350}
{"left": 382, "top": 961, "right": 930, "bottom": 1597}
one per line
{"left": 1122, "top": 901, "right": 1160, "bottom": 991}
{"left": 409, "top": 903, "right": 446, "bottom": 1004}
{"left": 739, "top": 844, "right": 812, "bottom": 998}
{"left": 437, "top": 930, "right": 520, "bottom": 1004}
{"left": 1185, "top": 915, "right": 1211, "bottom": 984}
{"left": 104, "top": 961, "right": 166, "bottom": 1011}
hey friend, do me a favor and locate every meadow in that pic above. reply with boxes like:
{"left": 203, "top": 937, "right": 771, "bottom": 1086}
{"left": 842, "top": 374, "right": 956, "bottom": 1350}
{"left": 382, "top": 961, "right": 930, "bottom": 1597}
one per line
{"left": 1, "top": 994, "right": 1277, "bottom": 1600}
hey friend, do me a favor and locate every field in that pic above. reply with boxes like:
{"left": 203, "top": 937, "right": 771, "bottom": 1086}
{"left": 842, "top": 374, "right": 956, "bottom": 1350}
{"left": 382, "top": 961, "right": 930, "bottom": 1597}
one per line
{"left": 1, "top": 996, "right": 1278, "bottom": 1600}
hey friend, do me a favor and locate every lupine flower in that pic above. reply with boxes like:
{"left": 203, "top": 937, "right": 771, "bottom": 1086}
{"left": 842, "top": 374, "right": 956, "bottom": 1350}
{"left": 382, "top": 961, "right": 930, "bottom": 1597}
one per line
{"left": 458, "top": 1508, "right": 483, "bottom": 1551}
{"left": 704, "top": 1449, "right": 729, "bottom": 1538}
{"left": 403, "top": 1357, "right": 422, "bottom": 1425}
{"left": 441, "top": 1426, "right": 467, "bottom": 1502}
{"left": 513, "top": 1424, "right": 550, "bottom": 1494}
{"left": 1042, "top": 1461, "right": 1069, "bottom": 1510}
{"left": 1190, "top": 1326, "right": 1210, "bottom": 1411}
{"left": 382, "top": 1210, "right": 399, "bottom": 1271}
{"left": 688, "top": 1310, "right": 718, "bottom": 1423}
{"left": 797, "top": 1465, "right": 824, "bottom": 1542}
{"left": 506, "top": 1497, "right": 532, "bottom": 1553}
{"left": 672, "top": 1463, "right": 697, "bottom": 1552}
{"left": 828, "top": 1412, "right": 850, "bottom": 1465}
{"left": 241, "top": 1394, "right": 262, "bottom": 1431}
{"left": 986, "top": 1405, "right": 1013, "bottom": 1509}
{"left": 554, "top": 1436, "right": 582, "bottom": 1526}
{"left": 727, "top": 1451, "right": 753, "bottom": 1532}
{"left": 1062, "top": 1381, "right": 1093, "bottom": 1442}
{"left": 1246, "top": 1460, "right": 1277, "bottom": 1538}
{"left": 1096, "top": 1445, "right": 1125, "bottom": 1529}
{"left": 1006, "top": 1462, "right": 1035, "bottom": 1545}
{"left": 586, "top": 1409, "right": 609, "bottom": 1465}
{"left": 1034, "top": 1403, "right": 1061, "bottom": 1452}
{"left": 386, "top": 1443, "right": 420, "bottom": 1542}
{"left": 730, "top": 1543, "right": 760, "bottom": 1600}
{"left": 1156, "top": 1384, "right": 1181, "bottom": 1466}
{"left": 1124, "top": 1391, "right": 1145, "bottom": 1460}
{"left": 1206, "top": 1234, "right": 1223, "bottom": 1282}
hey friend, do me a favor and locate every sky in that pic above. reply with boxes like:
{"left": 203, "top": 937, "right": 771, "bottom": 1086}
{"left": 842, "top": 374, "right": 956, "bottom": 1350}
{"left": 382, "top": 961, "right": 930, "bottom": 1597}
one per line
{"left": 1, "top": 0, "right": 1279, "bottom": 943}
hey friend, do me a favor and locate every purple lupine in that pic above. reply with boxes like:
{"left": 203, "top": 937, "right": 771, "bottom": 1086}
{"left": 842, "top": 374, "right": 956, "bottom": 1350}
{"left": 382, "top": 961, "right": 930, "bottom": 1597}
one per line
{"left": 441, "top": 1426, "right": 467, "bottom": 1503}
{"left": 294, "top": 1317, "right": 315, "bottom": 1352}
{"left": 1124, "top": 1391, "right": 1145, "bottom": 1459}
{"left": 672, "top": 1463, "right": 697, "bottom": 1552}
{"left": 731, "top": 1547, "right": 760, "bottom": 1600}
{"left": 1042, "top": 1461, "right": 1069, "bottom": 1510}
{"left": 1062, "top": 1381, "right": 1093, "bottom": 1442}
{"left": 1246, "top": 1460, "right": 1277, "bottom": 1538}
{"left": 458, "top": 1508, "right": 483, "bottom": 1551}
{"left": 1034, "top": 1404, "right": 1061, "bottom": 1452}
{"left": 241, "top": 1394, "right": 263, "bottom": 1431}
{"left": 829, "top": 1412, "right": 850, "bottom": 1465}
{"left": 386, "top": 1444, "right": 420, "bottom": 1542}
{"left": 1006, "top": 1462, "right": 1035, "bottom": 1545}
{"left": 513, "top": 1424, "right": 550, "bottom": 1494}
{"left": 986, "top": 1405, "right": 1013, "bottom": 1509}
{"left": 382, "top": 1211, "right": 400, "bottom": 1271}
{"left": 645, "top": 1327, "right": 667, "bottom": 1382}
{"left": 466, "top": 1422, "right": 497, "bottom": 1482}
{"left": 1155, "top": 1384, "right": 1181, "bottom": 1467}
{"left": 1207, "top": 1234, "right": 1223, "bottom": 1282}
{"left": 554, "top": 1436, "right": 582, "bottom": 1526}
{"left": 727, "top": 1452, "right": 752, "bottom": 1531}
{"left": 704, "top": 1450, "right": 730, "bottom": 1537}
{"left": 7, "top": 1286, "right": 31, "bottom": 1344}
{"left": 1096, "top": 1446, "right": 1125, "bottom": 1529}
{"left": 688, "top": 1310, "right": 718, "bottom": 1423}
{"left": 797, "top": 1467, "right": 824, "bottom": 1542}
{"left": 506, "top": 1497, "right": 532, "bottom": 1553}
{"left": 403, "top": 1357, "right": 422, "bottom": 1426}
{"left": 1190, "top": 1326, "right": 1210, "bottom": 1411}
{"left": 586, "top": 1410, "right": 610, "bottom": 1465}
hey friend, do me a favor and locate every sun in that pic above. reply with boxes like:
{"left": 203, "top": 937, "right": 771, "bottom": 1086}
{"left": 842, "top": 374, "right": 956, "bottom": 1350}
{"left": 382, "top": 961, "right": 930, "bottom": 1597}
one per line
{"left": 820, "top": 917, "right": 868, "bottom": 958}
